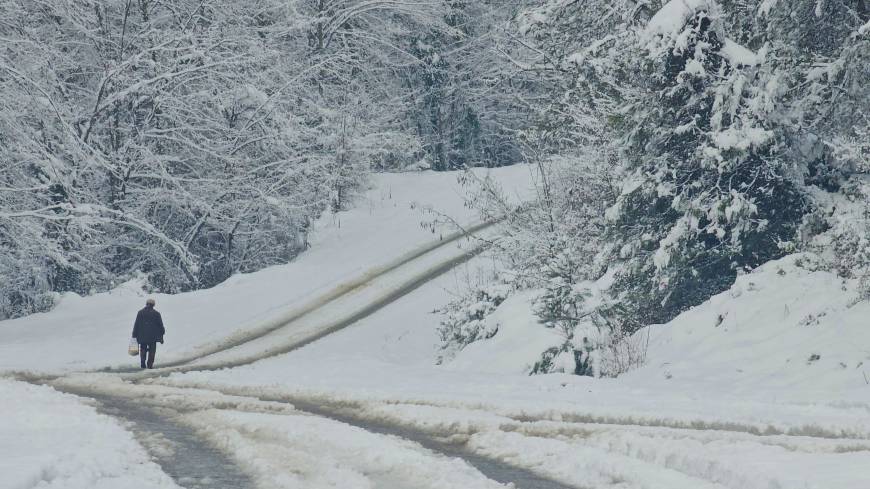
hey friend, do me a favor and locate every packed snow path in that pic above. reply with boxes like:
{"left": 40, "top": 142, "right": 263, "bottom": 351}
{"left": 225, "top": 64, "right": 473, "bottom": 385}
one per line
{"left": 61, "top": 385, "right": 256, "bottom": 489}
{"left": 167, "top": 385, "right": 870, "bottom": 489}
{"left": 104, "top": 221, "right": 495, "bottom": 375}
{"left": 42, "top": 376, "right": 577, "bottom": 489}
{"left": 258, "top": 394, "right": 577, "bottom": 489}
{"left": 32, "top": 372, "right": 870, "bottom": 489}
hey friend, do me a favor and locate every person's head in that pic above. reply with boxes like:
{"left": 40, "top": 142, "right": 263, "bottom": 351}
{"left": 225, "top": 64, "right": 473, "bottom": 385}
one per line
{"left": 145, "top": 298, "right": 156, "bottom": 308}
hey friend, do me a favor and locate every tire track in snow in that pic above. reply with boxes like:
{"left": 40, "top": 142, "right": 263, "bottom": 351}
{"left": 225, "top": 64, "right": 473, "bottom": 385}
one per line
{"left": 320, "top": 396, "right": 870, "bottom": 441}
{"left": 110, "top": 220, "right": 494, "bottom": 376}
{"left": 509, "top": 410, "right": 870, "bottom": 441}
{"left": 233, "top": 392, "right": 870, "bottom": 489}
{"left": 45, "top": 377, "right": 582, "bottom": 489}
{"left": 251, "top": 393, "right": 584, "bottom": 489}
{"left": 56, "top": 384, "right": 257, "bottom": 489}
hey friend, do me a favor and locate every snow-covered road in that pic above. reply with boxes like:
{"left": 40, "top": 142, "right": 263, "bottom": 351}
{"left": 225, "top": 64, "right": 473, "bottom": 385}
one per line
{"left": 16, "top": 219, "right": 575, "bottom": 489}
{"left": 37, "top": 367, "right": 870, "bottom": 489}
{"left": 142, "top": 222, "right": 496, "bottom": 375}
{"left": 44, "top": 374, "right": 575, "bottom": 489}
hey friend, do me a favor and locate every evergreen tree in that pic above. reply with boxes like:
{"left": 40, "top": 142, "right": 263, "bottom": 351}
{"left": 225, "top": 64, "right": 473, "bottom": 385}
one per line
{"left": 607, "top": 3, "right": 808, "bottom": 324}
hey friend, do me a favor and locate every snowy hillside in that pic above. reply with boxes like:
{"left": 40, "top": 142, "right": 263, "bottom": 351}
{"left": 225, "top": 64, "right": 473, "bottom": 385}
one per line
{"left": 439, "top": 252, "right": 870, "bottom": 402}
{"left": 0, "top": 166, "right": 533, "bottom": 373}
{"left": 625, "top": 253, "right": 870, "bottom": 400}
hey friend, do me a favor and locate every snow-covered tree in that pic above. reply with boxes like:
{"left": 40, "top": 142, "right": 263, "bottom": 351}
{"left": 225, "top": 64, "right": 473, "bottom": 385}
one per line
{"left": 606, "top": 2, "right": 809, "bottom": 324}
{"left": 440, "top": 0, "right": 867, "bottom": 376}
{"left": 404, "top": 0, "right": 531, "bottom": 170}
{"left": 0, "top": 0, "right": 542, "bottom": 319}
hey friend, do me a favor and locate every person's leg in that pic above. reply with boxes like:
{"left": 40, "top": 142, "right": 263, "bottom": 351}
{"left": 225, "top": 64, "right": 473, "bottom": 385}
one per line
{"left": 147, "top": 342, "right": 156, "bottom": 369}
{"left": 139, "top": 343, "right": 147, "bottom": 369}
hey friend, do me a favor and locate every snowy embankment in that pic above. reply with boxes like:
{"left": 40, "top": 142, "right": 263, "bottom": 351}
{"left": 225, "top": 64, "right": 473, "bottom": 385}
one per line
{"left": 0, "top": 378, "right": 178, "bottom": 489}
{"left": 426, "top": 250, "right": 870, "bottom": 403}
{"left": 623, "top": 253, "right": 870, "bottom": 399}
{"left": 0, "top": 166, "right": 533, "bottom": 374}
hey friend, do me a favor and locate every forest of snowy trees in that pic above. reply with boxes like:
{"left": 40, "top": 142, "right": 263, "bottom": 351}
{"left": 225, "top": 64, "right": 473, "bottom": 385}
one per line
{"left": 2, "top": 0, "right": 868, "bottom": 344}
{"left": 0, "top": 0, "right": 532, "bottom": 318}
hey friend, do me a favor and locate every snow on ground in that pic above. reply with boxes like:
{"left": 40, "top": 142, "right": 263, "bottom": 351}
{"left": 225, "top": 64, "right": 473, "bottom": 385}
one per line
{"left": 466, "top": 425, "right": 870, "bottom": 489}
{"left": 0, "top": 378, "right": 178, "bottom": 489}
{"left": 0, "top": 166, "right": 534, "bottom": 374}
{"left": 181, "top": 409, "right": 507, "bottom": 489}
{"left": 161, "top": 251, "right": 870, "bottom": 419}
{"left": 170, "top": 224, "right": 500, "bottom": 371}
{"left": 156, "top": 250, "right": 870, "bottom": 488}
{"left": 623, "top": 253, "right": 870, "bottom": 401}
{"left": 7, "top": 164, "right": 870, "bottom": 488}
{"left": 44, "top": 374, "right": 507, "bottom": 489}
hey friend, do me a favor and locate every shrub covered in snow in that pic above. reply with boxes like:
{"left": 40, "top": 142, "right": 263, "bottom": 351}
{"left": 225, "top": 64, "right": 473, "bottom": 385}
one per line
{"left": 805, "top": 178, "right": 870, "bottom": 297}
{"left": 436, "top": 280, "right": 512, "bottom": 365}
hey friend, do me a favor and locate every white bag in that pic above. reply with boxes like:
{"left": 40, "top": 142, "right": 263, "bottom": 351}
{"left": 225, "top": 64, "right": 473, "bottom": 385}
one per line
{"left": 128, "top": 338, "right": 139, "bottom": 356}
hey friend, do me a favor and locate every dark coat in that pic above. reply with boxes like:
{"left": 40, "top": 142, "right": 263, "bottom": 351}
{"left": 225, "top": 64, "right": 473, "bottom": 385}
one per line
{"left": 132, "top": 306, "right": 165, "bottom": 344}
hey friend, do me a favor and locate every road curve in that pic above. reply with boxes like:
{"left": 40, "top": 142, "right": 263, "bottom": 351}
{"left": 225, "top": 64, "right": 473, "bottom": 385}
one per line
{"left": 108, "top": 220, "right": 495, "bottom": 376}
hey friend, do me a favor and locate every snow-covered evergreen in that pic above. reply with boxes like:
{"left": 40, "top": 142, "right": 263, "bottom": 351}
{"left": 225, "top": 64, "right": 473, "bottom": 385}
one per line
{"left": 443, "top": 0, "right": 869, "bottom": 375}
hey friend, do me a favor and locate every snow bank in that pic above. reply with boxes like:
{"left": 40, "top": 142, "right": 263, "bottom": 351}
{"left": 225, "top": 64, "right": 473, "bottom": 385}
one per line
{"left": 444, "top": 290, "right": 563, "bottom": 374}
{"left": 0, "top": 379, "right": 177, "bottom": 489}
{"left": 625, "top": 253, "right": 870, "bottom": 399}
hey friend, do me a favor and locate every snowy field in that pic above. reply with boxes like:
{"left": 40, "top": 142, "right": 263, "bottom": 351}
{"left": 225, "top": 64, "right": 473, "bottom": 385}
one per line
{"left": 5, "top": 165, "right": 870, "bottom": 488}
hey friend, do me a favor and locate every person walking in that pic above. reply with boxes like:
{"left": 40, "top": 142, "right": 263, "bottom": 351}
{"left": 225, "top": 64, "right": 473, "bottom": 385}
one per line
{"left": 132, "top": 298, "right": 165, "bottom": 369}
